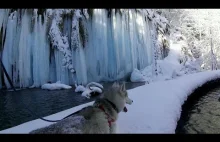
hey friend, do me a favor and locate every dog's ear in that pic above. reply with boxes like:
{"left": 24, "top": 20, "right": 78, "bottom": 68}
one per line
{"left": 112, "top": 82, "right": 119, "bottom": 88}
{"left": 120, "top": 82, "right": 126, "bottom": 91}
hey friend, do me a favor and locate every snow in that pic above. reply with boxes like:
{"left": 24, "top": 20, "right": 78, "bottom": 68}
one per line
{"left": 157, "top": 43, "right": 182, "bottom": 78}
{"left": 81, "top": 89, "right": 93, "bottom": 98}
{"left": 80, "top": 87, "right": 103, "bottom": 99}
{"left": 1, "top": 70, "right": 220, "bottom": 133}
{"left": 41, "top": 81, "right": 72, "bottom": 90}
{"left": 130, "top": 41, "right": 193, "bottom": 83}
{"left": 46, "top": 9, "right": 53, "bottom": 17}
{"left": 145, "top": 9, "right": 169, "bottom": 33}
{"left": 118, "top": 70, "right": 220, "bottom": 133}
{"left": 75, "top": 9, "right": 82, "bottom": 19}
{"left": 75, "top": 82, "right": 103, "bottom": 98}
{"left": 86, "top": 82, "right": 103, "bottom": 89}
{"left": 89, "top": 87, "right": 102, "bottom": 93}
{"left": 75, "top": 85, "right": 86, "bottom": 92}
{"left": 80, "top": 86, "right": 102, "bottom": 99}
{"left": 130, "top": 69, "right": 146, "bottom": 82}
{"left": 83, "top": 9, "right": 89, "bottom": 19}
{"left": 49, "top": 9, "right": 75, "bottom": 74}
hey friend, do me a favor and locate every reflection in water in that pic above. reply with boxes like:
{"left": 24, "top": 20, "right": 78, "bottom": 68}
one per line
{"left": 0, "top": 82, "right": 144, "bottom": 131}
{"left": 177, "top": 87, "right": 220, "bottom": 134}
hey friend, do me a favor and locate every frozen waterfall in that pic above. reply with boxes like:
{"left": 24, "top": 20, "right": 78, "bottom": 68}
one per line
{"left": 0, "top": 9, "right": 158, "bottom": 88}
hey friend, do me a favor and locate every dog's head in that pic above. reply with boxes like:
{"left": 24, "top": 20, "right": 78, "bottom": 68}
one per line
{"left": 105, "top": 82, "right": 133, "bottom": 113}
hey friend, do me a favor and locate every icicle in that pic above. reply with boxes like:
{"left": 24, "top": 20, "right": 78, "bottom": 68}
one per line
{"left": 72, "top": 9, "right": 87, "bottom": 85}
{"left": 0, "top": 9, "right": 6, "bottom": 31}
{"left": 0, "top": 9, "right": 6, "bottom": 88}
{"left": 31, "top": 12, "right": 50, "bottom": 88}
{"left": 18, "top": 10, "right": 32, "bottom": 88}
{"left": 2, "top": 9, "right": 10, "bottom": 48}
{"left": 32, "top": 12, "right": 39, "bottom": 87}
{"left": 2, "top": 12, "right": 16, "bottom": 88}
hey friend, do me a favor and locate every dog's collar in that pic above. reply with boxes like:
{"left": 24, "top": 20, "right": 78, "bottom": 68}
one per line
{"left": 96, "top": 99, "right": 119, "bottom": 128}
{"left": 98, "top": 105, "right": 115, "bottom": 128}
{"left": 105, "top": 99, "right": 119, "bottom": 113}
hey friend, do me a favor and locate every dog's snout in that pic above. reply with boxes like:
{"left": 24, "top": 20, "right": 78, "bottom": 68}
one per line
{"left": 126, "top": 98, "right": 133, "bottom": 105}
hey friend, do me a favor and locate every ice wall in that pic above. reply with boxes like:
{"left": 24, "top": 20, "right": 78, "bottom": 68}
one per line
{"left": 85, "top": 9, "right": 154, "bottom": 82}
{"left": 0, "top": 9, "right": 157, "bottom": 88}
{"left": 1, "top": 10, "right": 51, "bottom": 88}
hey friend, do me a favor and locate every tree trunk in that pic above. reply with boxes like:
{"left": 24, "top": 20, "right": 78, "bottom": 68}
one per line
{"left": 210, "top": 28, "right": 217, "bottom": 70}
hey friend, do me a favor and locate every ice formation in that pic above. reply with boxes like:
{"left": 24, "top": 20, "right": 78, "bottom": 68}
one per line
{"left": 0, "top": 9, "right": 169, "bottom": 88}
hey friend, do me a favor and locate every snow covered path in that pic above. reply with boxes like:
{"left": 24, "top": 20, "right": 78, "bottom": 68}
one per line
{"left": 1, "top": 70, "right": 220, "bottom": 134}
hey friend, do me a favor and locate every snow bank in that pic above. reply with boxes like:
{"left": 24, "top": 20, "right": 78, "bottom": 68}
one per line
{"left": 130, "top": 69, "right": 146, "bottom": 82}
{"left": 41, "top": 81, "right": 72, "bottom": 90}
{"left": 1, "top": 70, "right": 220, "bottom": 133}
{"left": 118, "top": 70, "right": 220, "bottom": 133}
{"left": 130, "top": 41, "right": 195, "bottom": 83}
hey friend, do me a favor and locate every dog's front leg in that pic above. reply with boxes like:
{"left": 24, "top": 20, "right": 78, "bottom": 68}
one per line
{"left": 110, "top": 122, "right": 117, "bottom": 133}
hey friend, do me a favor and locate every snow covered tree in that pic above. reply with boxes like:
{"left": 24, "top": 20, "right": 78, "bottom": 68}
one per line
{"left": 159, "top": 9, "right": 220, "bottom": 71}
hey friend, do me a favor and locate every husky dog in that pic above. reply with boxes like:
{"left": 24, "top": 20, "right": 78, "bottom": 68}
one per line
{"left": 29, "top": 82, "right": 133, "bottom": 134}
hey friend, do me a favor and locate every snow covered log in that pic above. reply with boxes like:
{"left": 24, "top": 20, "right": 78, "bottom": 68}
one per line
{"left": 41, "top": 81, "right": 72, "bottom": 90}
{"left": 75, "top": 82, "right": 103, "bottom": 99}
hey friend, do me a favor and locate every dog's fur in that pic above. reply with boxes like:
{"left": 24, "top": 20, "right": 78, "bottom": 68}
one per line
{"left": 29, "top": 82, "right": 133, "bottom": 134}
